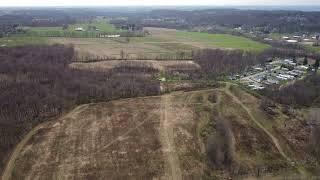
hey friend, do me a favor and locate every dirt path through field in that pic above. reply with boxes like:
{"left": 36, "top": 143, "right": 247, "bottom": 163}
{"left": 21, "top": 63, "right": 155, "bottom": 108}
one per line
{"left": 159, "top": 94, "right": 182, "bottom": 180}
{"left": 1, "top": 124, "right": 44, "bottom": 180}
{"left": 224, "top": 83, "right": 290, "bottom": 161}
{"left": 2, "top": 91, "right": 198, "bottom": 180}
{"left": 1, "top": 104, "right": 87, "bottom": 180}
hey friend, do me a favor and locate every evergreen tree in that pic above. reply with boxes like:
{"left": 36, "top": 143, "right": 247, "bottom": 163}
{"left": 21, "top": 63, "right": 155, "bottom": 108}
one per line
{"left": 303, "top": 57, "right": 308, "bottom": 65}
{"left": 314, "top": 59, "right": 320, "bottom": 73}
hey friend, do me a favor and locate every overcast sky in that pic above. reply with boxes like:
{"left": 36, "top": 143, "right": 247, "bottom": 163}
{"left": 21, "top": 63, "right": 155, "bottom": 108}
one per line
{"left": 1, "top": 0, "right": 320, "bottom": 7}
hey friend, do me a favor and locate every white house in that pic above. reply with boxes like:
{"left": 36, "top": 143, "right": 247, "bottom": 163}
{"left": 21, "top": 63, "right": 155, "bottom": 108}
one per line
{"left": 75, "top": 27, "right": 85, "bottom": 31}
{"left": 100, "top": 34, "right": 121, "bottom": 38}
{"left": 286, "top": 40, "right": 298, "bottom": 43}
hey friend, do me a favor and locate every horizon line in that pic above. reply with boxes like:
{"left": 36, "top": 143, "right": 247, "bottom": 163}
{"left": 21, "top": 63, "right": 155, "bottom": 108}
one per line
{"left": 1, "top": 4, "right": 320, "bottom": 7}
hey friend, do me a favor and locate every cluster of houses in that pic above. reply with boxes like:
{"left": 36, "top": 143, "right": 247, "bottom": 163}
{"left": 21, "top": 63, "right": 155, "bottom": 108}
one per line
{"left": 99, "top": 34, "right": 120, "bottom": 38}
{"left": 263, "top": 34, "right": 320, "bottom": 44}
{"left": 74, "top": 26, "right": 121, "bottom": 38}
{"left": 230, "top": 58, "right": 310, "bottom": 90}
{"left": 281, "top": 34, "right": 319, "bottom": 43}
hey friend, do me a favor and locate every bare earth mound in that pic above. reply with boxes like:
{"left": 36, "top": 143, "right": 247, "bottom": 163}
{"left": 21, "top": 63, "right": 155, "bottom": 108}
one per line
{"left": 70, "top": 60, "right": 201, "bottom": 72}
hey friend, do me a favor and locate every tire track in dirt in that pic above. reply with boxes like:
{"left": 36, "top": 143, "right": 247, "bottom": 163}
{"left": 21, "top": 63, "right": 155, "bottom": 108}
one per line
{"left": 159, "top": 94, "right": 182, "bottom": 180}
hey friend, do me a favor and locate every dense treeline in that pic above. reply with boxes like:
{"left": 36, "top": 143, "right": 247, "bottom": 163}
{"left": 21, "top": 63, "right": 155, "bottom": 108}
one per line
{"left": 274, "top": 75, "right": 320, "bottom": 107}
{"left": 191, "top": 48, "right": 320, "bottom": 79}
{"left": 0, "top": 11, "right": 75, "bottom": 27}
{"left": 2, "top": 8, "right": 320, "bottom": 35}
{"left": 0, "top": 45, "right": 160, "bottom": 173}
{"left": 129, "top": 9, "right": 320, "bottom": 33}
{"left": 192, "top": 49, "right": 267, "bottom": 77}
{"left": 259, "top": 47, "right": 320, "bottom": 60}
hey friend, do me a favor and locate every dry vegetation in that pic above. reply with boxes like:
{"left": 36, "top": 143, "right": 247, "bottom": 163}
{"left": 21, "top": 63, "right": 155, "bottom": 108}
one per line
{"left": 5, "top": 83, "right": 317, "bottom": 179}
{"left": 6, "top": 92, "right": 204, "bottom": 180}
{"left": 49, "top": 37, "right": 173, "bottom": 59}
{"left": 9, "top": 98, "right": 165, "bottom": 180}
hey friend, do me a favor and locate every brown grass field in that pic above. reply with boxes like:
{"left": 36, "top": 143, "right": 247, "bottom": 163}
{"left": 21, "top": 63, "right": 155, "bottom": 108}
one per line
{"left": 48, "top": 27, "right": 213, "bottom": 59}
{"left": 7, "top": 92, "right": 206, "bottom": 180}
{"left": 4, "top": 84, "right": 310, "bottom": 179}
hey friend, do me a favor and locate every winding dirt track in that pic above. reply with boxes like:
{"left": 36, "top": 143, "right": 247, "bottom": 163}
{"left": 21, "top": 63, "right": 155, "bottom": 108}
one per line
{"left": 2, "top": 92, "right": 200, "bottom": 180}
{"left": 2, "top": 85, "right": 292, "bottom": 180}
{"left": 1, "top": 123, "right": 47, "bottom": 180}
{"left": 1, "top": 104, "right": 88, "bottom": 180}
{"left": 224, "top": 83, "right": 290, "bottom": 161}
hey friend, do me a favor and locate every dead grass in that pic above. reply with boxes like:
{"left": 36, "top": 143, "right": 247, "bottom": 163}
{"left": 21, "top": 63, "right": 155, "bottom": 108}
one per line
{"left": 6, "top": 87, "right": 312, "bottom": 179}
{"left": 8, "top": 92, "right": 206, "bottom": 180}
{"left": 10, "top": 98, "right": 165, "bottom": 180}
{"left": 49, "top": 37, "right": 173, "bottom": 59}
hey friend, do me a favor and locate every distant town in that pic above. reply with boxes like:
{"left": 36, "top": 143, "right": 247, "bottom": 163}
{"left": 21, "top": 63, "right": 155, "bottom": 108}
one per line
{"left": 230, "top": 57, "right": 319, "bottom": 90}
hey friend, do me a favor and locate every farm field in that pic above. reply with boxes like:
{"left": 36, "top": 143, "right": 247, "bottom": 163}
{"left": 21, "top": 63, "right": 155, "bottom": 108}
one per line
{"left": 175, "top": 31, "right": 271, "bottom": 52}
{"left": 28, "top": 18, "right": 117, "bottom": 33}
{"left": 68, "top": 17, "right": 118, "bottom": 32}
{"left": 21, "top": 17, "right": 121, "bottom": 37}
{"left": 145, "top": 27, "right": 271, "bottom": 52}
{"left": 49, "top": 37, "right": 177, "bottom": 59}
{"left": 0, "top": 37, "right": 47, "bottom": 47}
{"left": 306, "top": 45, "right": 320, "bottom": 53}
{"left": 0, "top": 27, "right": 270, "bottom": 57}
{"left": 3, "top": 84, "right": 313, "bottom": 179}
{"left": 27, "top": 27, "right": 63, "bottom": 32}
{"left": 49, "top": 27, "right": 270, "bottom": 59}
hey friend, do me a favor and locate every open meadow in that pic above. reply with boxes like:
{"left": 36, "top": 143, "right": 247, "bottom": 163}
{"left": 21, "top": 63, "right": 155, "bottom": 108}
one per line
{"left": 0, "top": 37, "right": 47, "bottom": 47}
{"left": 21, "top": 17, "right": 122, "bottom": 38}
